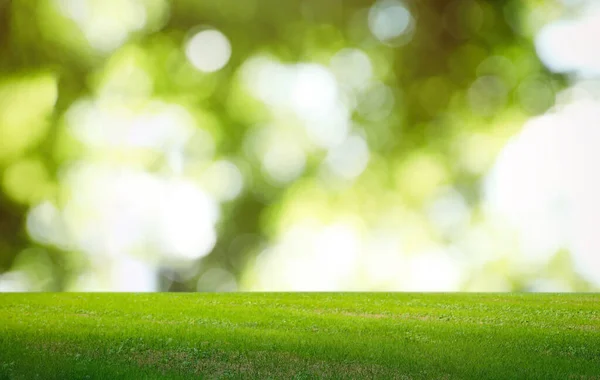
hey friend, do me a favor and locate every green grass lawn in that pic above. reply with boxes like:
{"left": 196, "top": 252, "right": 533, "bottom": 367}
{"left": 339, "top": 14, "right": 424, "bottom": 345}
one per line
{"left": 0, "top": 293, "right": 599, "bottom": 379}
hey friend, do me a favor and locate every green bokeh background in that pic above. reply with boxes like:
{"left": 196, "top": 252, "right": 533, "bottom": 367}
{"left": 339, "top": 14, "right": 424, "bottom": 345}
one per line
{"left": 0, "top": 0, "right": 593, "bottom": 291}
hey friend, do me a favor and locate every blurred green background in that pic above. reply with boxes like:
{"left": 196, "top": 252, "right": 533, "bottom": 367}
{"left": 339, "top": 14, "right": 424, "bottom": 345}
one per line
{"left": 0, "top": 0, "right": 598, "bottom": 292}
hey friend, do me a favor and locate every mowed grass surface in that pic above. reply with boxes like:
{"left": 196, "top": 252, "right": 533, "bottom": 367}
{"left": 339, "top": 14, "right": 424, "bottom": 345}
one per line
{"left": 1, "top": 294, "right": 599, "bottom": 379}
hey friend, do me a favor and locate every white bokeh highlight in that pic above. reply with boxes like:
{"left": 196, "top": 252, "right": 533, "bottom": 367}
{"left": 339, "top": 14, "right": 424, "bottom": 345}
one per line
{"left": 55, "top": 0, "right": 147, "bottom": 53}
{"left": 324, "top": 134, "right": 370, "bottom": 180}
{"left": 241, "top": 57, "right": 352, "bottom": 150}
{"left": 368, "top": 0, "right": 414, "bottom": 44}
{"left": 536, "top": 3, "right": 600, "bottom": 77}
{"left": 485, "top": 98, "right": 600, "bottom": 285}
{"left": 185, "top": 29, "right": 232, "bottom": 73}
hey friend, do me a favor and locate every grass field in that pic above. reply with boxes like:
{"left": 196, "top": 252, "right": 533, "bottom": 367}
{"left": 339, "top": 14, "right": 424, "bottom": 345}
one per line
{"left": 1, "top": 293, "right": 599, "bottom": 379}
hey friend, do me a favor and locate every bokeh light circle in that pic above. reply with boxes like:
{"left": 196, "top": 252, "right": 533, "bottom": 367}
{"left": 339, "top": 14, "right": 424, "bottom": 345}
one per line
{"left": 185, "top": 29, "right": 232, "bottom": 73}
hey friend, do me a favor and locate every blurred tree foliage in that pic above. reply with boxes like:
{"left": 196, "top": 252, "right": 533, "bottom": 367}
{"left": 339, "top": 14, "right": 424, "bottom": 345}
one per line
{"left": 0, "top": 0, "right": 573, "bottom": 291}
